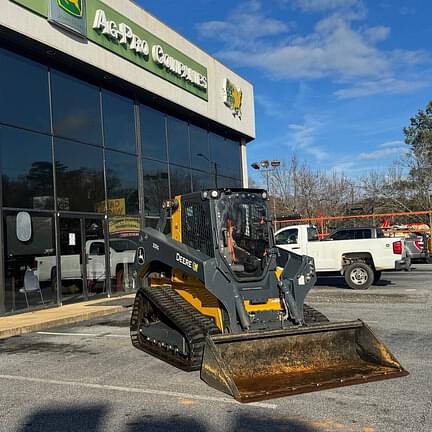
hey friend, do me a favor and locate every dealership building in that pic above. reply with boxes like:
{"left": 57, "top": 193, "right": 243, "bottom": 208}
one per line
{"left": 0, "top": 0, "right": 255, "bottom": 315}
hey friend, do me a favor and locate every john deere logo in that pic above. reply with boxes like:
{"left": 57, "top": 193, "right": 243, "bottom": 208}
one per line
{"left": 49, "top": 0, "right": 87, "bottom": 38}
{"left": 58, "top": 0, "right": 83, "bottom": 17}
{"left": 223, "top": 78, "right": 243, "bottom": 119}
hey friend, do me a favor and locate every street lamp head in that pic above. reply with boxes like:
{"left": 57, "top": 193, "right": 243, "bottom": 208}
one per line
{"left": 196, "top": 152, "right": 209, "bottom": 162}
{"left": 260, "top": 160, "right": 270, "bottom": 168}
{"left": 251, "top": 162, "right": 260, "bottom": 170}
{"left": 271, "top": 160, "right": 281, "bottom": 168}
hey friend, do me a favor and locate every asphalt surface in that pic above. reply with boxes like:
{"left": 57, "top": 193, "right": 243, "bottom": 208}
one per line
{"left": 0, "top": 265, "right": 431, "bottom": 432}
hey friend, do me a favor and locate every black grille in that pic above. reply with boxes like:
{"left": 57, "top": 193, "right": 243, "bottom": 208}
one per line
{"left": 182, "top": 199, "right": 214, "bottom": 258}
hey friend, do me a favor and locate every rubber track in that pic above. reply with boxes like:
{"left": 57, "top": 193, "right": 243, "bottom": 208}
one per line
{"left": 130, "top": 285, "right": 219, "bottom": 372}
{"left": 303, "top": 303, "right": 329, "bottom": 324}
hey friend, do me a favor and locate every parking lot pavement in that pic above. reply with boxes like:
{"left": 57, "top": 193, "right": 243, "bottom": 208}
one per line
{"left": 0, "top": 266, "right": 431, "bottom": 432}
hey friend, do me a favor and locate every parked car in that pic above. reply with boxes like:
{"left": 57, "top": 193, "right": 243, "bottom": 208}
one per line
{"left": 275, "top": 225, "right": 410, "bottom": 290}
{"left": 34, "top": 238, "right": 137, "bottom": 290}
{"left": 327, "top": 226, "right": 429, "bottom": 264}
{"left": 404, "top": 233, "right": 430, "bottom": 263}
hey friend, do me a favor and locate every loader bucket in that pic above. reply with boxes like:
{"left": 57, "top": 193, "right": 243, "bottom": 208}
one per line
{"left": 201, "top": 320, "right": 408, "bottom": 403}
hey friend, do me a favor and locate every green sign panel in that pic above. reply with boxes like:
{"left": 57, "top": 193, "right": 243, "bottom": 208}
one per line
{"left": 10, "top": 0, "right": 208, "bottom": 100}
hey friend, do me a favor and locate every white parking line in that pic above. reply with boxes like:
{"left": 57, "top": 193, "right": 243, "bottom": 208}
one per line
{"left": 0, "top": 374, "right": 277, "bottom": 410}
{"left": 37, "top": 331, "right": 129, "bottom": 338}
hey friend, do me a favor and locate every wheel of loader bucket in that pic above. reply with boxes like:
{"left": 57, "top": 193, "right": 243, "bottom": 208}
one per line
{"left": 344, "top": 262, "right": 373, "bottom": 290}
{"left": 303, "top": 304, "right": 329, "bottom": 324}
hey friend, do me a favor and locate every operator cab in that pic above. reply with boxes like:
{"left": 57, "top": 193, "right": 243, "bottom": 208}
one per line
{"left": 214, "top": 190, "right": 271, "bottom": 279}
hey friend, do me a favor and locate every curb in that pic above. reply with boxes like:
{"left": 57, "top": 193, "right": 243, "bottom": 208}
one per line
{"left": 0, "top": 303, "right": 131, "bottom": 340}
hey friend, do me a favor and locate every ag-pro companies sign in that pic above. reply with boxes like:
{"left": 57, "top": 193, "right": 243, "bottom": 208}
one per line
{"left": 11, "top": 0, "right": 208, "bottom": 100}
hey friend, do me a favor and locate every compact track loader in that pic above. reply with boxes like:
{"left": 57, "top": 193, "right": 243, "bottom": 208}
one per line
{"left": 130, "top": 189, "right": 408, "bottom": 402}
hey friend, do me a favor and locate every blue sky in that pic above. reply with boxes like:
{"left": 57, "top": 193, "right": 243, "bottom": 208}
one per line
{"left": 137, "top": 0, "right": 432, "bottom": 180}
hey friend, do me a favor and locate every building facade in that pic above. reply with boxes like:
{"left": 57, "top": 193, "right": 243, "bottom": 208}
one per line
{"left": 0, "top": 0, "right": 255, "bottom": 315}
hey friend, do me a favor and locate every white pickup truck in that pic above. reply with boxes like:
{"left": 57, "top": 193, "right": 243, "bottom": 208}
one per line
{"left": 275, "top": 225, "right": 410, "bottom": 289}
{"left": 34, "top": 238, "right": 136, "bottom": 289}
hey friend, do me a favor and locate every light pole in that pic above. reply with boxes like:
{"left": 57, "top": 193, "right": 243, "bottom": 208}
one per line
{"left": 197, "top": 153, "right": 218, "bottom": 188}
{"left": 251, "top": 159, "right": 281, "bottom": 228}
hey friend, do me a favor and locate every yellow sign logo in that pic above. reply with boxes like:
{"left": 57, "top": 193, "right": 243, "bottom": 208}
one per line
{"left": 58, "top": 0, "right": 83, "bottom": 18}
{"left": 224, "top": 78, "right": 243, "bottom": 119}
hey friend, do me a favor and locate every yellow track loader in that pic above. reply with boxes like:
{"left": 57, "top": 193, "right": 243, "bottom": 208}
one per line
{"left": 130, "top": 189, "right": 408, "bottom": 402}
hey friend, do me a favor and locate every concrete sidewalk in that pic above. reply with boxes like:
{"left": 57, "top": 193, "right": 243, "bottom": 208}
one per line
{"left": 0, "top": 295, "right": 135, "bottom": 340}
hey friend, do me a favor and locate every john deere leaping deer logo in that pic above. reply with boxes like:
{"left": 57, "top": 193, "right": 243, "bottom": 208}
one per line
{"left": 57, "top": 0, "right": 83, "bottom": 17}
{"left": 223, "top": 79, "right": 243, "bottom": 119}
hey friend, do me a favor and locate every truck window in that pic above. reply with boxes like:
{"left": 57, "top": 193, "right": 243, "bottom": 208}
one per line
{"left": 275, "top": 228, "right": 298, "bottom": 245}
{"left": 307, "top": 227, "right": 319, "bottom": 241}
{"left": 329, "top": 230, "right": 353, "bottom": 240}
{"left": 355, "top": 230, "right": 371, "bottom": 239}
{"left": 89, "top": 242, "right": 105, "bottom": 256}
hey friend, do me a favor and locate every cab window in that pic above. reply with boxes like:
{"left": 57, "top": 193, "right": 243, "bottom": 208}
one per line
{"left": 275, "top": 228, "right": 298, "bottom": 245}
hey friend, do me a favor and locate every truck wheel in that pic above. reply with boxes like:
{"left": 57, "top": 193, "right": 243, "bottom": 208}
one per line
{"left": 373, "top": 271, "right": 382, "bottom": 284}
{"left": 344, "top": 262, "right": 373, "bottom": 290}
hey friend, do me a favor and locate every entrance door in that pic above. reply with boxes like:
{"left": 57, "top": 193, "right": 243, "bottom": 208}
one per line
{"left": 84, "top": 218, "right": 107, "bottom": 297}
{"left": 59, "top": 216, "right": 107, "bottom": 304}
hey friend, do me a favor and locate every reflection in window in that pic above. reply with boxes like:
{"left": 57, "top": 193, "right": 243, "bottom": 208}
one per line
{"left": 3, "top": 212, "right": 56, "bottom": 312}
{"left": 170, "top": 165, "right": 192, "bottom": 198}
{"left": 0, "top": 48, "right": 50, "bottom": 133}
{"left": 51, "top": 70, "right": 102, "bottom": 146}
{"left": 102, "top": 90, "right": 136, "bottom": 154}
{"left": 142, "top": 158, "right": 169, "bottom": 216}
{"left": 190, "top": 126, "right": 210, "bottom": 172}
{"left": 55, "top": 138, "right": 104, "bottom": 212}
{"left": 210, "top": 134, "right": 241, "bottom": 179}
{"left": 216, "top": 176, "right": 241, "bottom": 189}
{"left": 224, "top": 138, "right": 242, "bottom": 178}
{"left": 167, "top": 117, "right": 190, "bottom": 167}
{"left": 105, "top": 150, "right": 139, "bottom": 215}
{"left": 191, "top": 170, "right": 214, "bottom": 191}
{"left": 0, "top": 126, "right": 53, "bottom": 209}
{"left": 140, "top": 105, "right": 167, "bottom": 161}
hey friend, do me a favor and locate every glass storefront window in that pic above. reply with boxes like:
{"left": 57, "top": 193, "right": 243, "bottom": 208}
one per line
{"left": 190, "top": 126, "right": 210, "bottom": 172}
{"left": 169, "top": 165, "right": 192, "bottom": 198}
{"left": 217, "top": 176, "right": 242, "bottom": 189}
{"left": 3, "top": 212, "right": 56, "bottom": 313}
{"left": 142, "top": 158, "right": 169, "bottom": 216}
{"left": 105, "top": 150, "right": 139, "bottom": 215}
{"left": 209, "top": 134, "right": 241, "bottom": 179}
{"left": 191, "top": 169, "right": 214, "bottom": 192}
{"left": 0, "top": 126, "right": 54, "bottom": 210}
{"left": 102, "top": 90, "right": 136, "bottom": 154}
{"left": 140, "top": 105, "right": 167, "bottom": 161}
{"left": 55, "top": 138, "right": 105, "bottom": 212}
{"left": 0, "top": 48, "right": 50, "bottom": 133}
{"left": 51, "top": 70, "right": 102, "bottom": 146}
{"left": 167, "top": 117, "right": 190, "bottom": 168}
{"left": 224, "top": 138, "right": 242, "bottom": 179}
{"left": 109, "top": 230, "right": 138, "bottom": 293}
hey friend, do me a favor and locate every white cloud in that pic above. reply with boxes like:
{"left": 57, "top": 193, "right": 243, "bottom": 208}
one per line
{"left": 197, "top": 1, "right": 430, "bottom": 98}
{"left": 357, "top": 141, "right": 408, "bottom": 161}
{"left": 286, "top": 119, "right": 329, "bottom": 160}
{"left": 294, "top": 0, "right": 360, "bottom": 12}
{"left": 196, "top": 1, "right": 289, "bottom": 49}
{"left": 363, "top": 26, "right": 390, "bottom": 43}
{"left": 335, "top": 77, "right": 430, "bottom": 99}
